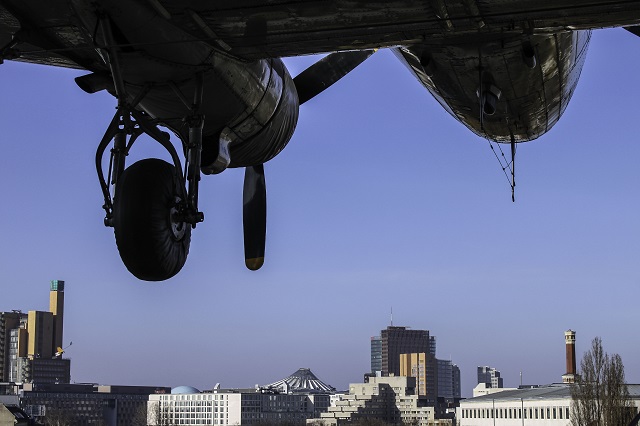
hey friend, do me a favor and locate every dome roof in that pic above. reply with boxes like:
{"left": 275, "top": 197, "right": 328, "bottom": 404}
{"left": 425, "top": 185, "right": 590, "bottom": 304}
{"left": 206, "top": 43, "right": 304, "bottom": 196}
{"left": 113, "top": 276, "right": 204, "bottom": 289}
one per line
{"left": 264, "top": 368, "right": 335, "bottom": 393}
{"left": 171, "top": 385, "right": 201, "bottom": 394}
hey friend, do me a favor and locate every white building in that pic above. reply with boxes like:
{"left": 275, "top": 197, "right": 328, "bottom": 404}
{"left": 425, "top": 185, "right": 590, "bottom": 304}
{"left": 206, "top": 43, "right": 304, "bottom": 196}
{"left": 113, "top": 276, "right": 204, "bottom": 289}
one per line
{"left": 149, "top": 386, "right": 330, "bottom": 425}
{"left": 472, "top": 383, "right": 516, "bottom": 398}
{"left": 148, "top": 369, "right": 334, "bottom": 425}
{"left": 457, "top": 383, "right": 640, "bottom": 426}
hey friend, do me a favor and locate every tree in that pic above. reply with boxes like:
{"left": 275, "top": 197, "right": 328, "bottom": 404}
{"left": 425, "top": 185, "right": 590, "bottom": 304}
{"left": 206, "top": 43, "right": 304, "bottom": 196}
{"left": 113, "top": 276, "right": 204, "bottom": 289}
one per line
{"left": 41, "top": 407, "right": 73, "bottom": 426}
{"left": 570, "top": 337, "right": 634, "bottom": 426}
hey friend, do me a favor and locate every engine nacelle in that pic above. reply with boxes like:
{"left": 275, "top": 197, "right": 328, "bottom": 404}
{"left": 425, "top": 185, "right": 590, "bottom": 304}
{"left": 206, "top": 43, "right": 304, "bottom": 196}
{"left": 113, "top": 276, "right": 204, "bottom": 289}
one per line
{"left": 134, "top": 56, "right": 299, "bottom": 171}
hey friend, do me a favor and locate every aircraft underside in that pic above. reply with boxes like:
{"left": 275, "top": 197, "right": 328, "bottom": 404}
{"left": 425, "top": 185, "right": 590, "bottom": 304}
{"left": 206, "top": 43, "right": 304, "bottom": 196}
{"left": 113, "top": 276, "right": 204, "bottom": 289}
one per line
{"left": 0, "top": 0, "right": 639, "bottom": 280}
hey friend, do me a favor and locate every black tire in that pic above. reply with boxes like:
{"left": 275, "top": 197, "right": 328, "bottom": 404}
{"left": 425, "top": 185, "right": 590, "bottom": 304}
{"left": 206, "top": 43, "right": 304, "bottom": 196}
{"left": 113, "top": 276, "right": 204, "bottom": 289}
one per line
{"left": 113, "top": 159, "right": 191, "bottom": 281}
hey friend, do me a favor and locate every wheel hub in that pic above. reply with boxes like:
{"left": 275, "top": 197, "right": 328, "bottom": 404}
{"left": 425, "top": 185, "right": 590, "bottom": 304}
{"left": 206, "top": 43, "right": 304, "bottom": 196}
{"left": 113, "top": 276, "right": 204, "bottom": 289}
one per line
{"left": 169, "top": 198, "right": 187, "bottom": 240}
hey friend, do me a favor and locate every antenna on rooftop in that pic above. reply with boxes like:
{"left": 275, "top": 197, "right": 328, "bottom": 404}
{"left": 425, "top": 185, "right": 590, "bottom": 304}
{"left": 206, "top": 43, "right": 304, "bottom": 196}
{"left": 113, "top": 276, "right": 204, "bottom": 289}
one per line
{"left": 390, "top": 307, "right": 393, "bottom": 326}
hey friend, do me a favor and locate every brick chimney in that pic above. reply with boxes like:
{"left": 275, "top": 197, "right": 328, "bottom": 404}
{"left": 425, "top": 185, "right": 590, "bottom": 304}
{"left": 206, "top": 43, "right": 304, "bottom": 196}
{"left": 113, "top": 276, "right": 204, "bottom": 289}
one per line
{"left": 562, "top": 330, "right": 576, "bottom": 384}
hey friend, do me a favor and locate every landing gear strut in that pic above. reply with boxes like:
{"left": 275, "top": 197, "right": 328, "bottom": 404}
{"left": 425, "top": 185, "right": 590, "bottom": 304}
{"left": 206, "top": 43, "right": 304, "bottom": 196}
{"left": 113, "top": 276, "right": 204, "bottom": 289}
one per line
{"left": 94, "top": 16, "right": 205, "bottom": 280}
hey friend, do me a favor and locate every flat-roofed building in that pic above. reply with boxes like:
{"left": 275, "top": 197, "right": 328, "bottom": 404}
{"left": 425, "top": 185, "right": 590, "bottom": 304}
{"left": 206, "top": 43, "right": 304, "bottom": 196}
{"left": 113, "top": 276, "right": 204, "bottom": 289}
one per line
{"left": 399, "top": 352, "right": 438, "bottom": 404}
{"left": 0, "top": 312, "right": 26, "bottom": 382}
{"left": 149, "top": 386, "right": 331, "bottom": 425}
{"left": 457, "top": 383, "right": 640, "bottom": 425}
{"left": 381, "top": 326, "right": 435, "bottom": 377}
{"left": 310, "top": 376, "right": 451, "bottom": 426}
{"left": 149, "top": 369, "right": 334, "bottom": 425}
{"left": 15, "top": 382, "right": 169, "bottom": 426}
{"left": 2, "top": 281, "right": 71, "bottom": 384}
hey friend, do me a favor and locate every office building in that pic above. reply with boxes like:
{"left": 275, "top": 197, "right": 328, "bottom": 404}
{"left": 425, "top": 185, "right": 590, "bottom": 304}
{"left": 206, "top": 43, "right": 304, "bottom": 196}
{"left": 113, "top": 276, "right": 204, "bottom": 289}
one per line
{"left": 0, "top": 312, "right": 26, "bottom": 382}
{"left": 437, "top": 359, "right": 461, "bottom": 400}
{"left": 149, "top": 369, "right": 333, "bottom": 425}
{"left": 399, "top": 352, "right": 438, "bottom": 403}
{"left": 477, "top": 366, "right": 503, "bottom": 389}
{"left": 374, "top": 325, "right": 461, "bottom": 411}
{"left": 1, "top": 281, "right": 70, "bottom": 384}
{"left": 0, "top": 382, "right": 169, "bottom": 426}
{"left": 370, "top": 336, "right": 382, "bottom": 374}
{"left": 381, "top": 326, "right": 435, "bottom": 376}
{"left": 15, "top": 357, "right": 70, "bottom": 384}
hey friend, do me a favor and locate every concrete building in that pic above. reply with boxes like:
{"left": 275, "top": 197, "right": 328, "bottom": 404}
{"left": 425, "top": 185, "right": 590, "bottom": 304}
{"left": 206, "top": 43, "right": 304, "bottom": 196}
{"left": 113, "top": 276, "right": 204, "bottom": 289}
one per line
{"left": 0, "top": 312, "right": 26, "bottom": 382}
{"left": 310, "top": 376, "right": 451, "bottom": 426}
{"left": 0, "top": 404, "right": 30, "bottom": 426}
{"left": 15, "top": 357, "right": 71, "bottom": 385}
{"left": 381, "top": 326, "right": 435, "bottom": 377}
{"left": 1, "top": 281, "right": 71, "bottom": 384}
{"left": 399, "top": 352, "right": 438, "bottom": 403}
{"left": 1, "top": 382, "right": 169, "bottom": 426}
{"left": 149, "top": 369, "right": 333, "bottom": 425}
{"left": 477, "top": 366, "right": 503, "bottom": 389}
{"left": 437, "top": 359, "right": 461, "bottom": 400}
{"left": 459, "top": 330, "right": 640, "bottom": 425}
{"left": 472, "top": 383, "right": 516, "bottom": 398}
{"left": 370, "top": 336, "right": 382, "bottom": 375}
{"left": 457, "top": 383, "right": 640, "bottom": 425}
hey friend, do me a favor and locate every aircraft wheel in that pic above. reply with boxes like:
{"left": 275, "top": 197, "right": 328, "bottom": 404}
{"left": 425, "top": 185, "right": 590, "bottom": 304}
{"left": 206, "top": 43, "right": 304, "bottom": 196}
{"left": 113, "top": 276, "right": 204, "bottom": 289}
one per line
{"left": 113, "top": 159, "right": 191, "bottom": 281}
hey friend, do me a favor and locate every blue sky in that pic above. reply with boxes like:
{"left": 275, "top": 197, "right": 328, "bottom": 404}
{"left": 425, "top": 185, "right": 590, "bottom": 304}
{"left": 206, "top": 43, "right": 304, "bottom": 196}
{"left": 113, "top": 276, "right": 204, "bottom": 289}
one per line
{"left": 1, "top": 28, "right": 638, "bottom": 397}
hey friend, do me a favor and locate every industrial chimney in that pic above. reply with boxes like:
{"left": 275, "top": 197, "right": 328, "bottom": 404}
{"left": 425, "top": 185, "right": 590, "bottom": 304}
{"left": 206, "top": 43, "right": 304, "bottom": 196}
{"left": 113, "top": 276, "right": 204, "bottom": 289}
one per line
{"left": 562, "top": 330, "right": 577, "bottom": 384}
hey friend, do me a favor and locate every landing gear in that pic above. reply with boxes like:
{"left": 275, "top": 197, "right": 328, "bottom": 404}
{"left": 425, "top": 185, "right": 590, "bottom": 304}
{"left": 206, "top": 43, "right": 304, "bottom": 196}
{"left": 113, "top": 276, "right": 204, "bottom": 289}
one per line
{"left": 113, "top": 159, "right": 191, "bottom": 281}
{"left": 93, "top": 15, "right": 205, "bottom": 280}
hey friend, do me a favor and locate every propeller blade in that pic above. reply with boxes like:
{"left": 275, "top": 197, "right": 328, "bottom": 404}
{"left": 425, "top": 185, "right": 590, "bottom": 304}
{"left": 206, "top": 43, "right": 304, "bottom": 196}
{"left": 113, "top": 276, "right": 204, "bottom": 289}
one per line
{"left": 625, "top": 26, "right": 640, "bottom": 37}
{"left": 243, "top": 164, "right": 267, "bottom": 270}
{"left": 294, "top": 50, "right": 375, "bottom": 105}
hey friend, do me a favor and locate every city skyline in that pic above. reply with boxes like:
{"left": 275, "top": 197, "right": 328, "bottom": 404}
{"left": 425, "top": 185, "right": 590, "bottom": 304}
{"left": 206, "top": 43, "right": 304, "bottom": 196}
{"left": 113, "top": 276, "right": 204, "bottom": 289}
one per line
{"left": 1, "top": 28, "right": 639, "bottom": 397}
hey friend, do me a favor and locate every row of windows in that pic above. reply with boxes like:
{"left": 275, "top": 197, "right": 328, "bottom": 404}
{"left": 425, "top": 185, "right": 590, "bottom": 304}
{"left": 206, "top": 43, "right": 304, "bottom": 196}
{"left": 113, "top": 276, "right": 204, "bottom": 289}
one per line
{"left": 169, "top": 394, "right": 227, "bottom": 401}
{"left": 461, "top": 406, "right": 570, "bottom": 420}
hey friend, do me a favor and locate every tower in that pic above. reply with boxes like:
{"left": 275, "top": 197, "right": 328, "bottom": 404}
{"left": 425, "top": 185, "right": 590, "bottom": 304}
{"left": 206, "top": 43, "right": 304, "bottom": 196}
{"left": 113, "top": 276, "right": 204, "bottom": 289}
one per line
{"left": 562, "top": 329, "right": 577, "bottom": 384}
{"left": 2, "top": 281, "right": 71, "bottom": 384}
{"left": 49, "top": 280, "right": 64, "bottom": 354}
{"left": 381, "top": 326, "right": 434, "bottom": 376}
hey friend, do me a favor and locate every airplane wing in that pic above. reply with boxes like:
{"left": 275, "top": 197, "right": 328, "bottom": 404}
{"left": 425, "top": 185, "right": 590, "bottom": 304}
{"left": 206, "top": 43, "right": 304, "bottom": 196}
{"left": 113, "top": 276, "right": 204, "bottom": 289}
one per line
{"left": 0, "top": 1, "right": 105, "bottom": 70}
{"left": 2, "top": 0, "right": 640, "bottom": 68}
{"left": 108, "top": 0, "right": 640, "bottom": 60}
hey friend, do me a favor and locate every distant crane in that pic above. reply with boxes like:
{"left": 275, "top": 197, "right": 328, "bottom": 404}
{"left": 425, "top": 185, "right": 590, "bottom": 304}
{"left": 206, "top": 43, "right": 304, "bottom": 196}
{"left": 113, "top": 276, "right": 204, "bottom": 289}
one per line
{"left": 54, "top": 341, "right": 72, "bottom": 358}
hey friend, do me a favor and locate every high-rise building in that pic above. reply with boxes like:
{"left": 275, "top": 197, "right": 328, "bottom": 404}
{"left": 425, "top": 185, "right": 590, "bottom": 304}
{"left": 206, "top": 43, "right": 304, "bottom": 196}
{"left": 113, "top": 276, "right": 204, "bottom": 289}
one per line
{"left": 27, "top": 311, "right": 54, "bottom": 359}
{"left": 1, "top": 281, "right": 70, "bottom": 384}
{"left": 370, "top": 336, "right": 382, "bottom": 374}
{"left": 437, "top": 359, "right": 461, "bottom": 400}
{"left": 49, "top": 280, "right": 64, "bottom": 355}
{"left": 0, "top": 312, "right": 26, "bottom": 382}
{"left": 399, "top": 352, "right": 438, "bottom": 403}
{"left": 452, "top": 364, "right": 461, "bottom": 399}
{"left": 380, "top": 326, "right": 435, "bottom": 376}
{"left": 477, "top": 366, "right": 503, "bottom": 388}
